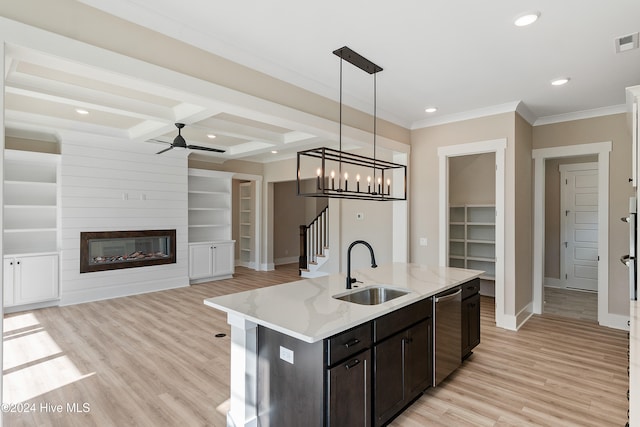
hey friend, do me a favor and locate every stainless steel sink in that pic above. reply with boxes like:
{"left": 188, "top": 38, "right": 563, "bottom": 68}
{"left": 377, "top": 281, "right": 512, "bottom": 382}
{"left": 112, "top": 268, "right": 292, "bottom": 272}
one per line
{"left": 333, "top": 285, "right": 410, "bottom": 305}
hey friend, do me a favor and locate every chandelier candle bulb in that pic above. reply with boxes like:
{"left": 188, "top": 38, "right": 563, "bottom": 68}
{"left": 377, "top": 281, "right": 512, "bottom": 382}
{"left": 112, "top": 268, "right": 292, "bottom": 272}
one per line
{"left": 367, "top": 176, "right": 371, "bottom": 193}
{"left": 378, "top": 177, "right": 382, "bottom": 194}
{"left": 387, "top": 178, "right": 391, "bottom": 195}
{"left": 356, "top": 174, "right": 361, "bottom": 192}
{"left": 331, "top": 170, "right": 335, "bottom": 190}
{"left": 344, "top": 172, "right": 348, "bottom": 191}
{"left": 316, "top": 168, "right": 322, "bottom": 189}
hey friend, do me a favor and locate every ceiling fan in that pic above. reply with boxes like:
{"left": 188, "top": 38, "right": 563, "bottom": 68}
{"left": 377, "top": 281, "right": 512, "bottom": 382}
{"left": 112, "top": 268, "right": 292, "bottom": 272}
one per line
{"left": 156, "top": 123, "right": 226, "bottom": 154}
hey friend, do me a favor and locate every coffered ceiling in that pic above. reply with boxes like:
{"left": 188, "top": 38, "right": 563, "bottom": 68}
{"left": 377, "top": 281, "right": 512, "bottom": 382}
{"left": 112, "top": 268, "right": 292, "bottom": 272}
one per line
{"left": 4, "top": 43, "right": 328, "bottom": 162}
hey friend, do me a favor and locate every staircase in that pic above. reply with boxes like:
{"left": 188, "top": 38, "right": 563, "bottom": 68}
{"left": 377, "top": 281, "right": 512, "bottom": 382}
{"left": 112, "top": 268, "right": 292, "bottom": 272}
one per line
{"left": 299, "top": 206, "right": 330, "bottom": 278}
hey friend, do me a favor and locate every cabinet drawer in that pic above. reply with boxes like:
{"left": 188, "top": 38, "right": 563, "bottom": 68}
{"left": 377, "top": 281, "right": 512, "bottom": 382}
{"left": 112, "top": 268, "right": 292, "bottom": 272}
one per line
{"left": 326, "top": 322, "right": 372, "bottom": 366}
{"left": 461, "top": 278, "right": 480, "bottom": 300}
{"left": 373, "top": 298, "right": 432, "bottom": 343}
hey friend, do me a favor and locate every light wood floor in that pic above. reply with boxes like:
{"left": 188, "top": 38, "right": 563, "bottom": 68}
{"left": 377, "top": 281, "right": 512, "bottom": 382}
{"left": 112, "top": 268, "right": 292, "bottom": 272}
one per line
{"left": 543, "top": 286, "right": 598, "bottom": 322}
{"left": 3, "top": 265, "right": 629, "bottom": 427}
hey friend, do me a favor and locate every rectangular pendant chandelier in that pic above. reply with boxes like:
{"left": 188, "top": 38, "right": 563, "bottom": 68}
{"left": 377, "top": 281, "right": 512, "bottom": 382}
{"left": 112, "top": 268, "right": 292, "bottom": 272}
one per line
{"left": 297, "top": 147, "right": 407, "bottom": 200}
{"left": 296, "top": 46, "right": 407, "bottom": 201}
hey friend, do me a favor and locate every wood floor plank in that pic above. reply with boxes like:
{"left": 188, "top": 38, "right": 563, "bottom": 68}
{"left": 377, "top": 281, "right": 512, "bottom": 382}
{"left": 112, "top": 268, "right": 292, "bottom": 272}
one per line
{"left": 3, "top": 265, "right": 629, "bottom": 426}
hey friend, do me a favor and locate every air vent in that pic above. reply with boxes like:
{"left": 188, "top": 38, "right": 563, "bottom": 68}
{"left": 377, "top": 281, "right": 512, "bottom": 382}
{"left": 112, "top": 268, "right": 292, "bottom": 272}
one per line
{"left": 615, "top": 32, "right": 639, "bottom": 53}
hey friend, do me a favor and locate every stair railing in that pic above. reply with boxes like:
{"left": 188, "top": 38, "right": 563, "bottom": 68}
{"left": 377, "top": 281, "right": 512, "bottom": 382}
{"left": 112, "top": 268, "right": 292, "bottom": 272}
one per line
{"left": 299, "top": 206, "right": 329, "bottom": 273}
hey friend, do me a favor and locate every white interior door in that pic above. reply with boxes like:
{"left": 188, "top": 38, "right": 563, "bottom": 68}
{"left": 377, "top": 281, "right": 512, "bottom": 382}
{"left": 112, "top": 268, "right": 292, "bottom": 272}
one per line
{"left": 561, "top": 163, "right": 598, "bottom": 291}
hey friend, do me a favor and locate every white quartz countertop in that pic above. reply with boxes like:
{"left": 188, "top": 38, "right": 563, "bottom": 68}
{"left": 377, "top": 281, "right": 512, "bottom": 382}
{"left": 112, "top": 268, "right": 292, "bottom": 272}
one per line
{"left": 204, "top": 263, "right": 482, "bottom": 343}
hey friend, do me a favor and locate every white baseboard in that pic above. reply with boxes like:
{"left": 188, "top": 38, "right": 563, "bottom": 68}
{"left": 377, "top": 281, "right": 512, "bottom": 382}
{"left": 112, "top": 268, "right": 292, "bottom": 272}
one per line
{"left": 544, "top": 277, "right": 565, "bottom": 288}
{"left": 600, "top": 313, "right": 631, "bottom": 331}
{"left": 261, "top": 263, "right": 275, "bottom": 271}
{"left": 499, "top": 302, "right": 533, "bottom": 331}
{"left": 274, "top": 256, "right": 298, "bottom": 266}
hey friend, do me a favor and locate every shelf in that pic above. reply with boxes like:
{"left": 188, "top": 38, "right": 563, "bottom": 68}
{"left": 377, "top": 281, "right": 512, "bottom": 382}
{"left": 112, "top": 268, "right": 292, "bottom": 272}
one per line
{"left": 448, "top": 204, "right": 496, "bottom": 281}
{"left": 238, "top": 181, "right": 254, "bottom": 268}
{"left": 4, "top": 149, "right": 60, "bottom": 256}
{"left": 467, "top": 256, "right": 496, "bottom": 262}
{"left": 188, "top": 190, "right": 229, "bottom": 195}
{"left": 4, "top": 228, "right": 58, "bottom": 233}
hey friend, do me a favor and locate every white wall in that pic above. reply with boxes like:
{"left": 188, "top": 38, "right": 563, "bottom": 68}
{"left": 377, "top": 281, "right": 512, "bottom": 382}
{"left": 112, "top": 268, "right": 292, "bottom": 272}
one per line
{"left": 58, "top": 133, "right": 189, "bottom": 305}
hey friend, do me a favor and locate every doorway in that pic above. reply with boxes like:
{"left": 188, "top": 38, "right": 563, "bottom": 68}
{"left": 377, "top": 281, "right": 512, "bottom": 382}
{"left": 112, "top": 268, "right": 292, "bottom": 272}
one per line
{"left": 448, "top": 153, "right": 497, "bottom": 297}
{"left": 532, "top": 142, "right": 611, "bottom": 326}
{"left": 438, "top": 139, "right": 506, "bottom": 328}
{"left": 543, "top": 159, "right": 599, "bottom": 322}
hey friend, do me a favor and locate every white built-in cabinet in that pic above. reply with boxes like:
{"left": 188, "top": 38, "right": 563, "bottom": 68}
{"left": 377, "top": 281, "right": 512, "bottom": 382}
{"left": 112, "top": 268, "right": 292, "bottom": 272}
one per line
{"left": 449, "top": 204, "right": 496, "bottom": 280}
{"left": 187, "top": 168, "right": 235, "bottom": 283}
{"left": 4, "top": 254, "right": 59, "bottom": 307}
{"left": 3, "top": 149, "right": 60, "bottom": 309}
{"left": 188, "top": 241, "right": 234, "bottom": 281}
{"left": 238, "top": 181, "right": 255, "bottom": 268}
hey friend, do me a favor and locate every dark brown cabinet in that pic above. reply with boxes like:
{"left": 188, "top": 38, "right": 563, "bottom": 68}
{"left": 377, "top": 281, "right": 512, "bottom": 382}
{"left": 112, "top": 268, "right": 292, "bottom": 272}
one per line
{"left": 373, "top": 319, "right": 431, "bottom": 426}
{"left": 461, "top": 278, "right": 481, "bottom": 360}
{"left": 255, "top": 280, "right": 480, "bottom": 427}
{"left": 372, "top": 297, "right": 432, "bottom": 426}
{"left": 327, "top": 349, "right": 372, "bottom": 426}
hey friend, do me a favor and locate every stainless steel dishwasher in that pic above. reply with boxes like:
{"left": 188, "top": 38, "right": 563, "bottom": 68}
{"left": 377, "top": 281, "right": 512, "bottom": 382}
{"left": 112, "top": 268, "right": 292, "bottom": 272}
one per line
{"left": 433, "top": 287, "right": 462, "bottom": 386}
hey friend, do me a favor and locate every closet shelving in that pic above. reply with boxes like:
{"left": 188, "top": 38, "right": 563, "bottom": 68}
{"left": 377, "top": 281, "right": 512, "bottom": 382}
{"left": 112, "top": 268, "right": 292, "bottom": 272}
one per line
{"left": 449, "top": 204, "right": 496, "bottom": 281}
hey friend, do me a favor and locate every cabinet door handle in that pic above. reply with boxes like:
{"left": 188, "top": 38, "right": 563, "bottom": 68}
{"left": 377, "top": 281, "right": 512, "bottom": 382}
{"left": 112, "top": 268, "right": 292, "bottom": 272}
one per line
{"left": 344, "top": 338, "right": 360, "bottom": 348}
{"left": 345, "top": 359, "right": 360, "bottom": 370}
{"left": 16, "top": 261, "right": 20, "bottom": 265}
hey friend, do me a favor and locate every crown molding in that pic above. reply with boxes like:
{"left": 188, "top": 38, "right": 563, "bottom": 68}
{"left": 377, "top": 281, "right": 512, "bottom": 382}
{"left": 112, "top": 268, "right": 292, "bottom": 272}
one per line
{"left": 411, "top": 101, "right": 521, "bottom": 129}
{"left": 534, "top": 104, "right": 627, "bottom": 126}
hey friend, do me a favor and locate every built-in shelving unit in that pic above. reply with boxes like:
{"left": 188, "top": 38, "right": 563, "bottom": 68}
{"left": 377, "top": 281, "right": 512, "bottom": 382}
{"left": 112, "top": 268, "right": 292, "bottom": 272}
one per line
{"left": 238, "top": 181, "right": 255, "bottom": 268}
{"left": 188, "top": 169, "right": 233, "bottom": 242}
{"left": 449, "top": 204, "right": 496, "bottom": 281}
{"left": 3, "top": 149, "right": 60, "bottom": 255}
{"left": 3, "top": 149, "right": 61, "bottom": 310}
{"left": 187, "top": 168, "right": 235, "bottom": 283}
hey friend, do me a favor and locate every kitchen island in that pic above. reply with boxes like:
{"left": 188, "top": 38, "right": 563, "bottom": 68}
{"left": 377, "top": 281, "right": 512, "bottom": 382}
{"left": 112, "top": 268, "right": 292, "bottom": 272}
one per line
{"left": 204, "top": 263, "right": 482, "bottom": 427}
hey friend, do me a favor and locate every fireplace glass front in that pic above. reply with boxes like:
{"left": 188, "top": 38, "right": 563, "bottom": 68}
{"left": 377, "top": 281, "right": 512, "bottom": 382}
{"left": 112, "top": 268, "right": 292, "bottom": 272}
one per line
{"left": 80, "top": 230, "right": 176, "bottom": 273}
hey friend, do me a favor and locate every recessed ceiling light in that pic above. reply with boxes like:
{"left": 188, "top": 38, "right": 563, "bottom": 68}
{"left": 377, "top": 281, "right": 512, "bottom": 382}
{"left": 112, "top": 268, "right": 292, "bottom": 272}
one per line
{"left": 425, "top": 107, "right": 438, "bottom": 113}
{"left": 551, "top": 77, "right": 570, "bottom": 86}
{"left": 514, "top": 12, "right": 540, "bottom": 27}
{"left": 271, "top": 150, "right": 278, "bottom": 154}
{"left": 75, "top": 108, "right": 89, "bottom": 115}
{"left": 207, "top": 134, "right": 216, "bottom": 139}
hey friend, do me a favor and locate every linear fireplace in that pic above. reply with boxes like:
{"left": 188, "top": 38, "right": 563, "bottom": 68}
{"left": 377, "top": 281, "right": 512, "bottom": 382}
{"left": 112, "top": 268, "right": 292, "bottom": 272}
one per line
{"left": 80, "top": 230, "right": 176, "bottom": 273}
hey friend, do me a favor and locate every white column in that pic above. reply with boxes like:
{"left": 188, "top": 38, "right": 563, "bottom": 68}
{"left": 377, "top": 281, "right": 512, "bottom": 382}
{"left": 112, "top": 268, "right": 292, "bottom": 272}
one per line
{"left": 226, "top": 313, "right": 258, "bottom": 427}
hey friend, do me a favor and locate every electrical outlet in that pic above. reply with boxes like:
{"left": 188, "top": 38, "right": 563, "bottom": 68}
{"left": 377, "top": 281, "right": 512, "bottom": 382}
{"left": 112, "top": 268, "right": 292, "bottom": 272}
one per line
{"left": 279, "top": 346, "right": 294, "bottom": 364}
{"left": 419, "top": 237, "right": 428, "bottom": 246}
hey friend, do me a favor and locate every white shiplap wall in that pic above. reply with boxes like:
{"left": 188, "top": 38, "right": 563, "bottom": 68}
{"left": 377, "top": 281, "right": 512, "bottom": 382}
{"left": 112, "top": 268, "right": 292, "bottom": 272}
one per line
{"left": 59, "top": 133, "right": 189, "bottom": 305}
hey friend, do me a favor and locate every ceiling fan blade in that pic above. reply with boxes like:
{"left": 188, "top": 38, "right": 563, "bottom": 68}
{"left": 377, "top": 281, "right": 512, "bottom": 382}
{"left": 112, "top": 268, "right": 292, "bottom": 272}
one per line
{"left": 186, "top": 145, "right": 226, "bottom": 153}
{"left": 156, "top": 145, "right": 174, "bottom": 154}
